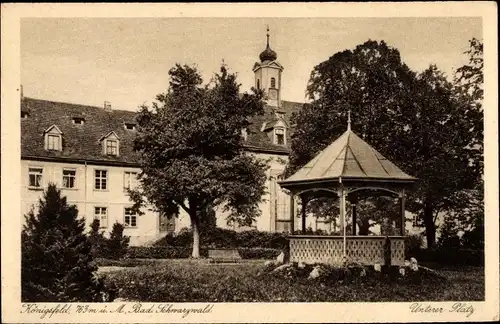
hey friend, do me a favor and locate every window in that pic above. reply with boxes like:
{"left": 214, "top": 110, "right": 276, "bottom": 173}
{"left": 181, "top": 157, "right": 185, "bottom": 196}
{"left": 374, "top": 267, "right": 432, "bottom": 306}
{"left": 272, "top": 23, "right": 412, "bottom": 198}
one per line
{"left": 275, "top": 128, "right": 285, "bottom": 145}
{"left": 72, "top": 117, "right": 85, "bottom": 125}
{"left": 62, "top": 169, "right": 76, "bottom": 189}
{"left": 94, "top": 170, "right": 107, "bottom": 190}
{"left": 270, "top": 77, "right": 276, "bottom": 88}
{"left": 276, "top": 220, "right": 291, "bottom": 233}
{"left": 28, "top": 167, "right": 43, "bottom": 188}
{"left": 124, "top": 208, "right": 137, "bottom": 227}
{"left": 94, "top": 207, "right": 108, "bottom": 228}
{"left": 123, "top": 171, "right": 138, "bottom": 190}
{"left": 47, "top": 134, "right": 61, "bottom": 151}
{"left": 124, "top": 123, "right": 136, "bottom": 131}
{"left": 256, "top": 79, "right": 260, "bottom": 90}
{"left": 106, "top": 140, "right": 118, "bottom": 156}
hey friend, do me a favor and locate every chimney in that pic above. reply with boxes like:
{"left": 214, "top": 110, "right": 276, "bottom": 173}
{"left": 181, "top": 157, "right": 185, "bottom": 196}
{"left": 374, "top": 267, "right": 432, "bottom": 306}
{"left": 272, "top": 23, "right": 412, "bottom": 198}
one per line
{"left": 104, "top": 101, "right": 112, "bottom": 111}
{"left": 20, "top": 84, "right": 24, "bottom": 100}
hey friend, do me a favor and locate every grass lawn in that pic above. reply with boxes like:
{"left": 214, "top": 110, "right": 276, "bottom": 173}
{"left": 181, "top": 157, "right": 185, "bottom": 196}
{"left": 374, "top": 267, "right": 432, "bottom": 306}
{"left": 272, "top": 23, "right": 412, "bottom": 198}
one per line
{"left": 103, "top": 259, "right": 484, "bottom": 302}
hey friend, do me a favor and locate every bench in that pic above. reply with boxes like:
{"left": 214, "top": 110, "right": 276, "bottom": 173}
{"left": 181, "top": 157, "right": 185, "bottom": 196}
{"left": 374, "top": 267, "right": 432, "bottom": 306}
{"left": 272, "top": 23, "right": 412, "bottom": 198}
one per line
{"left": 208, "top": 249, "right": 242, "bottom": 264}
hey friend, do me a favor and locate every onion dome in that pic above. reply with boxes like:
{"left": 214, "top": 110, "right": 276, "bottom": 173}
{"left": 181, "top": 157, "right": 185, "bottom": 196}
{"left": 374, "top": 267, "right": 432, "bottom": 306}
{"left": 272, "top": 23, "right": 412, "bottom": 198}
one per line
{"left": 259, "top": 27, "right": 277, "bottom": 62}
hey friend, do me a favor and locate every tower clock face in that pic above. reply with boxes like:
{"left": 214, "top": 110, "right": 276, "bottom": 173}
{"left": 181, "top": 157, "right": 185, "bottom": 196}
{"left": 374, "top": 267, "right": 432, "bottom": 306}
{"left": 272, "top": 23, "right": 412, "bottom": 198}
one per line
{"left": 269, "top": 89, "right": 278, "bottom": 100}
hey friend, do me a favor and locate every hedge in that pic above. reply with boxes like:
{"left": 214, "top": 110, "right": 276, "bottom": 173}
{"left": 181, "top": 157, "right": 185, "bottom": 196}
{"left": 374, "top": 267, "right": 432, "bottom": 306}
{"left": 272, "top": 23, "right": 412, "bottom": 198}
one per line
{"left": 124, "top": 246, "right": 281, "bottom": 260}
{"left": 153, "top": 227, "right": 289, "bottom": 250}
{"left": 410, "top": 247, "right": 484, "bottom": 267}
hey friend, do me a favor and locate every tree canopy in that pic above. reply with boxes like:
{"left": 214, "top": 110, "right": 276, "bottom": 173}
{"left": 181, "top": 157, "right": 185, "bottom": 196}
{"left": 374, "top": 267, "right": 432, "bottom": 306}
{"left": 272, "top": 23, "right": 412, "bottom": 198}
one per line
{"left": 131, "top": 63, "right": 268, "bottom": 257}
{"left": 288, "top": 39, "right": 483, "bottom": 247}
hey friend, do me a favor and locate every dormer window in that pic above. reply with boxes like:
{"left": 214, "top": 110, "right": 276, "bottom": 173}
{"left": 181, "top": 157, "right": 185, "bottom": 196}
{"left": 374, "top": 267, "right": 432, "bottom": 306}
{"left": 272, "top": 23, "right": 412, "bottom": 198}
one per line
{"left": 44, "top": 125, "right": 63, "bottom": 151}
{"left": 274, "top": 128, "right": 285, "bottom": 146}
{"left": 21, "top": 111, "right": 29, "bottom": 119}
{"left": 270, "top": 77, "right": 276, "bottom": 89}
{"left": 106, "top": 140, "right": 118, "bottom": 155}
{"left": 124, "top": 123, "right": 136, "bottom": 131}
{"left": 72, "top": 117, "right": 85, "bottom": 125}
{"left": 99, "top": 131, "right": 120, "bottom": 156}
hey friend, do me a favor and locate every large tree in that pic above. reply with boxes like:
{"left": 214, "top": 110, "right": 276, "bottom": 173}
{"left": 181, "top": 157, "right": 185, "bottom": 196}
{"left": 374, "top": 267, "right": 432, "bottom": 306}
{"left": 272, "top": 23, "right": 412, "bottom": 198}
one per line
{"left": 288, "top": 40, "right": 482, "bottom": 248}
{"left": 130, "top": 64, "right": 268, "bottom": 258}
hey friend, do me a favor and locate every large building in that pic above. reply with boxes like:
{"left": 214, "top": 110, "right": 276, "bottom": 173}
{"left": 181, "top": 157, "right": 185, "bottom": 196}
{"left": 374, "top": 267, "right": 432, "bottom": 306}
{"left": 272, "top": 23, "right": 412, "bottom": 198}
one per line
{"left": 20, "top": 32, "right": 314, "bottom": 245}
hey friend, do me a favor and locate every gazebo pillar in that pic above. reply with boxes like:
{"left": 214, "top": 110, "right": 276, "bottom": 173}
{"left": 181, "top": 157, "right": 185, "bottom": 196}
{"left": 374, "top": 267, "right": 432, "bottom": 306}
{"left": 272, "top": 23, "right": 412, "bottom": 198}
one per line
{"left": 338, "top": 186, "right": 347, "bottom": 257}
{"left": 400, "top": 189, "right": 406, "bottom": 236}
{"left": 289, "top": 193, "right": 295, "bottom": 234}
{"left": 300, "top": 195, "right": 309, "bottom": 233}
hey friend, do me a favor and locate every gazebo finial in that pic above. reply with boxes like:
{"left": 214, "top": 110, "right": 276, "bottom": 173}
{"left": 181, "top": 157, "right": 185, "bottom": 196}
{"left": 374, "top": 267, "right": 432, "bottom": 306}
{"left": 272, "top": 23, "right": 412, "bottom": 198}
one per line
{"left": 347, "top": 110, "right": 351, "bottom": 131}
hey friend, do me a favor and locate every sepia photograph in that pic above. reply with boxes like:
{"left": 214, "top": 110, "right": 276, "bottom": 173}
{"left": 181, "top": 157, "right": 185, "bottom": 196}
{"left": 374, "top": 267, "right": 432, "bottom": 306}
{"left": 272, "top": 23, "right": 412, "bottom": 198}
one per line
{"left": 1, "top": 2, "right": 498, "bottom": 323}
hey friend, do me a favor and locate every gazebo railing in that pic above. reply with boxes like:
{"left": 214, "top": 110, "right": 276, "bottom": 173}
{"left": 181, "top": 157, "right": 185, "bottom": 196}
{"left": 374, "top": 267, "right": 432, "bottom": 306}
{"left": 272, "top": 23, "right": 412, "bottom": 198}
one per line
{"left": 289, "top": 235, "right": 405, "bottom": 266}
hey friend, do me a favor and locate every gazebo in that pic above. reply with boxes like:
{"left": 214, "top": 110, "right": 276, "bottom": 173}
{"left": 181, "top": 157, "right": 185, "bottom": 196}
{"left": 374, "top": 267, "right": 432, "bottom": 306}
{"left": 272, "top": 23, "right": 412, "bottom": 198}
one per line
{"left": 278, "top": 114, "right": 417, "bottom": 266}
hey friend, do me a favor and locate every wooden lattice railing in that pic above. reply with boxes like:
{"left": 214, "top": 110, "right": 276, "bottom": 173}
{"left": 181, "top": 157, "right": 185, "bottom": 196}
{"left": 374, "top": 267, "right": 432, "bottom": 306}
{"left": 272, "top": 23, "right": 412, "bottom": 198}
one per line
{"left": 289, "top": 235, "right": 405, "bottom": 266}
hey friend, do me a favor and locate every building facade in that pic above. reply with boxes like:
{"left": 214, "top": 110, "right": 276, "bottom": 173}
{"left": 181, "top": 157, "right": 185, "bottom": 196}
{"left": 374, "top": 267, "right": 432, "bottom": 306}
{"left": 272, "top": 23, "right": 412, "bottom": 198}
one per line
{"left": 20, "top": 33, "right": 306, "bottom": 245}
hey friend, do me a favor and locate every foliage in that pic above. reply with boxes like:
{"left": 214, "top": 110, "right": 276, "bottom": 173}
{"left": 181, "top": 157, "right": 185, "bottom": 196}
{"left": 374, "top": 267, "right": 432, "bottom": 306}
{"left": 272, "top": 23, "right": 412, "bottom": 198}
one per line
{"left": 153, "top": 227, "right": 289, "bottom": 250}
{"left": 88, "top": 219, "right": 108, "bottom": 259}
{"left": 287, "top": 39, "right": 483, "bottom": 248}
{"left": 412, "top": 247, "right": 483, "bottom": 267}
{"left": 131, "top": 63, "right": 268, "bottom": 258}
{"left": 106, "top": 223, "right": 130, "bottom": 260}
{"left": 88, "top": 220, "right": 130, "bottom": 260}
{"left": 21, "top": 184, "right": 102, "bottom": 302}
{"left": 123, "top": 246, "right": 280, "bottom": 260}
{"left": 105, "top": 260, "right": 484, "bottom": 302}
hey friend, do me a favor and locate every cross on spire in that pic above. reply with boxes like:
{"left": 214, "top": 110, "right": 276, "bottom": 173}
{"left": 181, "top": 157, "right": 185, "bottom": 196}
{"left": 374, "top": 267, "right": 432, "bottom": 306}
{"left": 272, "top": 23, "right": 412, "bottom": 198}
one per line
{"left": 347, "top": 110, "right": 351, "bottom": 131}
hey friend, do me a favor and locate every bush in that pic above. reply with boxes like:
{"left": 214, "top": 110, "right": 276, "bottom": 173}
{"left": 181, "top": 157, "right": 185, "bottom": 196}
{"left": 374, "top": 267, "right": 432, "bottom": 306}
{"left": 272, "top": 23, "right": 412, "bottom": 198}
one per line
{"left": 106, "top": 223, "right": 130, "bottom": 260}
{"left": 89, "top": 219, "right": 108, "bottom": 259}
{"left": 404, "top": 234, "right": 423, "bottom": 259}
{"left": 123, "top": 246, "right": 281, "bottom": 260}
{"left": 413, "top": 247, "right": 483, "bottom": 266}
{"left": 153, "top": 227, "right": 289, "bottom": 250}
{"left": 21, "top": 184, "right": 102, "bottom": 302}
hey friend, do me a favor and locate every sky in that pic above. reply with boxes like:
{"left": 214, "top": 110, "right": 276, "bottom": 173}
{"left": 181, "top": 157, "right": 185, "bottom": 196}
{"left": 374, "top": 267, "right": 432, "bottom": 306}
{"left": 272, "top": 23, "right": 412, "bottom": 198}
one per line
{"left": 21, "top": 17, "right": 482, "bottom": 111}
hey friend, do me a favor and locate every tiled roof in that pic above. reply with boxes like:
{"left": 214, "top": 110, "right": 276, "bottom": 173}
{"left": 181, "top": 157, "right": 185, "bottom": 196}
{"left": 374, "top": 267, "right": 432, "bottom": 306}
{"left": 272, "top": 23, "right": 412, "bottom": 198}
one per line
{"left": 21, "top": 97, "right": 305, "bottom": 164}
{"left": 282, "top": 129, "right": 417, "bottom": 184}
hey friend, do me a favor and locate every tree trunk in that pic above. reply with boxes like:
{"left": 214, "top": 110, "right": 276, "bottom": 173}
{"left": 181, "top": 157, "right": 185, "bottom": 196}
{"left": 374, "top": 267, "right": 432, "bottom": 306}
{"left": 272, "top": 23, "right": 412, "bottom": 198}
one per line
{"left": 189, "top": 199, "right": 200, "bottom": 258}
{"left": 191, "top": 215, "right": 200, "bottom": 258}
{"left": 358, "top": 217, "right": 371, "bottom": 235}
{"left": 423, "top": 203, "right": 436, "bottom": 249}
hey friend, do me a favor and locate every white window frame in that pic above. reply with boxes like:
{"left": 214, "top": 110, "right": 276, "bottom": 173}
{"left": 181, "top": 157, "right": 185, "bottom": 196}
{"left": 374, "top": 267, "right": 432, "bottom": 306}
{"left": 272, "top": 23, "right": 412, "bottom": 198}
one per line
{"left": 28, "top": 167, "right": 43, "bottom": 189}
{"left": 124, "top": 207, "right": 137, "bottom": 228}
{"left": 274, "top": 127, "right": 286, "bottom": 146}
{"left": 62, "top": 168, "right": 77, "bottom": 189}
{"left": 123, "top": 171, "right": 138, "bottom": 191}
{"left": 94, "top": 206, "right": 108, "bottom": 228}
{"left": 47, "top": 134, "right": 62, "bottom": 151}
{"left": 270, "top": 77, "right": 276, "bottom": 89}
{"left": 105, "top": 139, "right": 119, "bottom": 156}
{"left": 94, "top": 169, "right": 108, "bottom": 191}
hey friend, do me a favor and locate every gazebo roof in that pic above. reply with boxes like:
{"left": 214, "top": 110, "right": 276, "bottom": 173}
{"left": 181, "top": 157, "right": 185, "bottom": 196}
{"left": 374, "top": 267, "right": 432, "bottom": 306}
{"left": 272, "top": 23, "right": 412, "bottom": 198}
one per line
{"left": 280, "top": 129, "right": 417, "bottom": 187}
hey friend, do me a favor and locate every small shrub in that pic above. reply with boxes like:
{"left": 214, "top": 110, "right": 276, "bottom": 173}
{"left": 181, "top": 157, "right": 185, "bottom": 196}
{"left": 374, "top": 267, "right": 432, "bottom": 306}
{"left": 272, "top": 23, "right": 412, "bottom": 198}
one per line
{"left": 89, "top": 219, "right": 108, "bottom": 259}
{"left": 107, "top": 223, "right": 130, "bottom": 260}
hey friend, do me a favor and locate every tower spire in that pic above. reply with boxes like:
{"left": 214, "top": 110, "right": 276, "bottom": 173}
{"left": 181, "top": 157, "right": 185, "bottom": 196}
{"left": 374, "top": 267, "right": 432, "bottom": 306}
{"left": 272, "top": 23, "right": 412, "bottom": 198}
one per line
{"left": 266, "top": 25, "right": 270, "bottom": 48}
{"left": 347, "top": 110, "right": 351, "bottom": 131}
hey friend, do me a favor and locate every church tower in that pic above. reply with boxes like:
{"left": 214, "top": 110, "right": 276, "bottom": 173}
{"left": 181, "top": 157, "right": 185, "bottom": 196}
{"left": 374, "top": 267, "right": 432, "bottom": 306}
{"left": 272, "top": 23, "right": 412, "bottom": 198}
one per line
{"left": 253, "top": 27, "right": 284, "bottom": 108}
